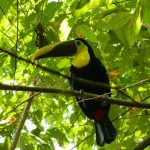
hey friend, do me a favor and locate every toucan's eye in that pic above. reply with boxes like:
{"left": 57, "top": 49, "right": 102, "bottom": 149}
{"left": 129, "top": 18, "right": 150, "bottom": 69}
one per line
{"left": 76, "top": 41, "right": 81, "bottom": 46}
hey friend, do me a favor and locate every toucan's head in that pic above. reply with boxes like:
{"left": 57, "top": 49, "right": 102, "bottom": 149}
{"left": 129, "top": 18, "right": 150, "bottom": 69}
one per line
{"left": 32, "top": 38, "right": 95, "bottom": 68}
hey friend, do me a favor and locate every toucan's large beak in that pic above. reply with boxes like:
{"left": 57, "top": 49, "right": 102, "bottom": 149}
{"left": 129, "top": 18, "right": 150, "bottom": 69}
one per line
{"left": 32, "top": 40, "right": 77, "bottom": 61}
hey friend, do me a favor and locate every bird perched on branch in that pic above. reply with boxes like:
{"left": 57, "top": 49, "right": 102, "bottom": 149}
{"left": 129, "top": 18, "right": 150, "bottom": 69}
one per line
{"left": 32, "top": 38, "right": 117, "bottom": 146}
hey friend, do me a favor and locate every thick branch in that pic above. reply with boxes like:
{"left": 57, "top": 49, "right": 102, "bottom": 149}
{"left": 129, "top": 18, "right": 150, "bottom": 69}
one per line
{"left": 0, "top": 48, "right": 111, "bottom": 89}
{"left": 1, "top": 47, "right": 149, "bottom": 92}
{"left": 132, "top": 135, "right": 150, "bottom": 150}
{"left": 0, "top": 83, "right": 150, "bottom": 109}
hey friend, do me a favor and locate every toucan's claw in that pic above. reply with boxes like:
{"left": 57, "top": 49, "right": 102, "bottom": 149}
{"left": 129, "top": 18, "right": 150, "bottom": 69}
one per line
{"left": 79, "top": 89, "right": 84, "bottom": 100}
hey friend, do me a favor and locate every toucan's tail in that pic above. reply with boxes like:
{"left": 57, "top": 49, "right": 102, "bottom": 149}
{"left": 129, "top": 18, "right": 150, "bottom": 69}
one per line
{"left": 95, "top": 117, "right": 117, "bottom": 147}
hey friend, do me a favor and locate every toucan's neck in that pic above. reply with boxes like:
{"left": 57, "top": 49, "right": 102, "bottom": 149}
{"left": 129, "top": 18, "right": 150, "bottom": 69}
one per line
{"left": 71, "top": 54, "right": 97, "bottom": 71}
{"left": 71, "top": 46, "right": 90, "bottom": 68}
{"left": 71, "top": 43, "right": 96, "bottom": 69}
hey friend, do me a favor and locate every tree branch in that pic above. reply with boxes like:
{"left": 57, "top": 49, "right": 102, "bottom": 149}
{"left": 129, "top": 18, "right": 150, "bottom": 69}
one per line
{"left": 1, "top": 47, "right": 149, "bottom": 93}
{"left": 10, "top": 92, "right": 34, "bottom": 150}
{"left": 0, "top": 47, "right": 111, "bottom": 89}
{"left": 0, "top": 83, "right": 150, "bottom": 109}
{"left": 132, "top": 135, "right": 150, "bottom": 150}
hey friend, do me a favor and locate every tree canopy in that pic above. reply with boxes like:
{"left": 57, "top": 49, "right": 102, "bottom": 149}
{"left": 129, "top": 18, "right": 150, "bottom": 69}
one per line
{"left": 0, "top": 0, "right": 150, "bottom": 150}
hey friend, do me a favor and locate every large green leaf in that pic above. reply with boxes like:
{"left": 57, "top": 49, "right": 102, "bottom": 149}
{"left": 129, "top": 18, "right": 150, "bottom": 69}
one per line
{"left": 78, "top": 24, "right": 97, "bottom": 43}
{"left": 105, "top": 12, "right": 132, "bottom": 30}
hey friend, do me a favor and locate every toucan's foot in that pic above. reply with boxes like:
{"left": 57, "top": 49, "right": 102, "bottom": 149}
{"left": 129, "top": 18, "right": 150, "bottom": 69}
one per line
{"left": 101, "top": 96, "right": 108, "bottom": 106}
{"left": 79, "top": 89, "right": 87, "bottom": 108}
{"left": 79, "top": 89, "right": 84, "bottom": 100}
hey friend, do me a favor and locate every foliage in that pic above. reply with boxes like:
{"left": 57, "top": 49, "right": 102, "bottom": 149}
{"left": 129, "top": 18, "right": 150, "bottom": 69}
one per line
{"left": 0, "top": 0, "right": 150, "bottom": 149}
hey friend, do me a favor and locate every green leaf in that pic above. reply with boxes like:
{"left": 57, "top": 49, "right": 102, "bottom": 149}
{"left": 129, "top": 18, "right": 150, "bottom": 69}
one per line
{"left": 105, "top": 12, "right": 132, "bottom": 30}
{"left": 125, "top": 5, "right": 142, "bottom": 47}
{"left": 76, "top": 0, "right": 90, "bottom": 9}
{"left": 29, "top": 133, "right": 48, "bottom": 144}
{"left": 57, "top": 58, "right": 71, "bottom": 68}
{"left": 0, "top": 0, "right": 13, "bottom": 21}
{"left": 75, "top": 0, "right": 101, "bottom": 17}
{"left": 3, "top": 136, "right": 11, "bottom": 150}
{"left": 78, "top": 24, "right": 97, "bottom": 43}
{"left": 37, "top": 144, "right": 51, "bottom": 150}
{"left": 97, "top": 32, "right": 110, "bottom": 50}
{"left": 114, "top": 11, "right": 142, "bottom": 48}
{"left": 135, "top": 130, "right": 141, "bottom": 138}
{"left": 60, "top": 18, "right": 75, "bottom": 40}
{"left": 27, "top": 69, "right": 40, "bottom": 84}
{"left": 106, "top": 5, "right": 142, "bottom": 47}
{"left": 47, "top": 127, "right": 68, "bottom": 142}
{"left": 43, "top": 2, "right": 62, "bottom": 21}
{"left": 141, "top": 0, "right": 150, "bottom": 24}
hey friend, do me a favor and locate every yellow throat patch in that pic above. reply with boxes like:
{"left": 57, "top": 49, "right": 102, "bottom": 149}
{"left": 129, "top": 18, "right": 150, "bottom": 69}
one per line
{"left": 72, "top": 45, "right": 90, "bottom": 68}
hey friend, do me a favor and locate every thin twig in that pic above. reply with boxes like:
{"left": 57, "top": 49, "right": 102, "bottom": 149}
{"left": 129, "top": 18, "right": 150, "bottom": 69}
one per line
{"left": 70, "top": 132, "right": 95, "bottom": 150}
{"left": 112, "top": 95, "right": 150, "bottom": 121}
{"left": 1, "top": 93, "right": 40, "bottom": 120}
{"left": 119, "top": 78, "right": 150, "bottom": 89}
{"left": 55, "top": 112, "right": 82, "bottom": 149}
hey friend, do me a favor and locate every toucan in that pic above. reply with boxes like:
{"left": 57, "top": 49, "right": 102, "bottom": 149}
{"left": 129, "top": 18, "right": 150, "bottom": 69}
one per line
{"left": 32, "top": 38, "right": 117, "bottom": 146}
